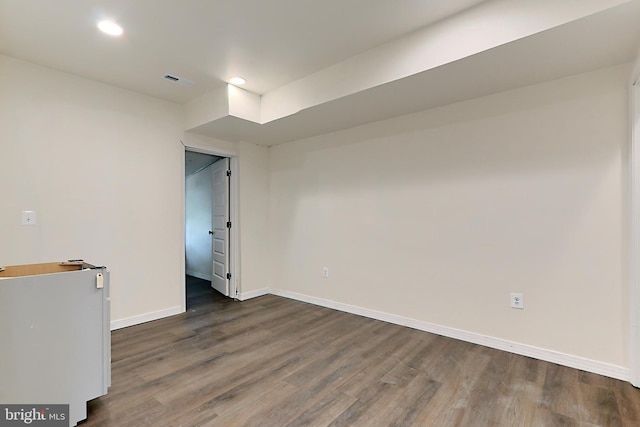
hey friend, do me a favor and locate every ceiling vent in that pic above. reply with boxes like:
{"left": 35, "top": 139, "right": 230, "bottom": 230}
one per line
{"left": 163, "top": 74, "right": 193, "bottom": 86}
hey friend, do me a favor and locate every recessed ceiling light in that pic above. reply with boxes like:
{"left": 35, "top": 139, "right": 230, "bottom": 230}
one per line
{"left": 97, "top": 20, "right": 124, "bottom": 36}
{"left": 229, "top": 77, "right": 246, "bottom": 86}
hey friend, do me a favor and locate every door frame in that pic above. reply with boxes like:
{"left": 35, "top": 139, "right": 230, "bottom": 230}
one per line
{"left": 182, "top": 145, "right": 239, "bottom": 311}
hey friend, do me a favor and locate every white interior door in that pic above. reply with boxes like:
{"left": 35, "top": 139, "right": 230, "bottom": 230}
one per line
{"left": 211, "top": 158, "right": 230, "bottom": 296}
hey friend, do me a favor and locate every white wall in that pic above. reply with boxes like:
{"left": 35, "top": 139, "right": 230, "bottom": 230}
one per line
{"left": 237, "top": 141, "right": 270, "bottom": 295}
{"left": 0, "top": 54, "right": 185, "bottom": 326}
{"left": 2, "top": 52, "right": 631, "bottom": 372}
{"left": 269, "top": 64, "right": 630, "bottom": 368}
{"left": 0, "top": 56, "right": 272, "bottom": 327}
{"left": 182, "top": 132, "right": 237, "bottom": 155}
{"left": 185, "top": 164, "right": 213, "bottom": 280}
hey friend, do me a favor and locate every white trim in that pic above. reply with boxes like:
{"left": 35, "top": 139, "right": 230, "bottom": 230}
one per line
{"left": 270, "top": 288, "right": 629, "bottom": 381}
{"left": 110, "top": 306, "right": 183, "bottom": 331}
{"left": 180, "top": 148, "right": 187, "bottom": 314}
{"left": 229, "top": 155, "right": 240, "bottom": 299}
{"left": 107, "top": 284, "right": 629, "bottom": 380}
{"left": 183, "top": 145, "right": 240, "bottom": 302}
{"left": 630, "top": 80, "right": 640, "bottom": 386}
{"left": 185, "top": 145, "right": 237, "bottom": 158}
{"left": 238, "top": 287, "right": 270, "bottom": 301}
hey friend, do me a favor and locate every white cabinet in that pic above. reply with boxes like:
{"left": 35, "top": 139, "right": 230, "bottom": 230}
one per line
{"left": 0, "top": 262, "right": 110, "bottom": 426}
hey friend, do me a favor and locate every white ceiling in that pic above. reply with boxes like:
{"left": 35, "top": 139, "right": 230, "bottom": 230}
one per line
{"left": 185, "top": 151, "right": 221, "bottom": 177}
{"left": 0, "top": 0, "right": 486, "bottom": 102}
{"left": 2, "top": 0, "right": 640, "bottom": 146}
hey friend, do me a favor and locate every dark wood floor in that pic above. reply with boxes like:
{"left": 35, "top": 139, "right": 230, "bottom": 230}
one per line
{"left": 81, "top": 276, "right": 640, "bottom": 426}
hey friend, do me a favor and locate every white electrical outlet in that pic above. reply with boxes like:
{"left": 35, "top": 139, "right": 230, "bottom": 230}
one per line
{"left": 510, "top": 292, "right": 524, "bottom": 309}
{"left": 21, "top": 210, "right": 36, "bottom": 226}
{"left": 322, "top": 267, "right": 329, "bottom": 278}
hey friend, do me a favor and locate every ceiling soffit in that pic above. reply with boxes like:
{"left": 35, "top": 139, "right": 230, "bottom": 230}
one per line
{"left": 186, "top": 0, "right": 640, "bottom": 146}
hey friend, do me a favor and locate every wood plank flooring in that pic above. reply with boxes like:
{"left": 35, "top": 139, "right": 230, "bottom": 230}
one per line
{"left": 80, "top": 277, "right": 640, "bottom": 426}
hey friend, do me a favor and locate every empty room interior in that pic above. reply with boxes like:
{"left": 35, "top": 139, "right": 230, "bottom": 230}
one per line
{"left": 3, "top": 0, "right": 640, "bottom": 425}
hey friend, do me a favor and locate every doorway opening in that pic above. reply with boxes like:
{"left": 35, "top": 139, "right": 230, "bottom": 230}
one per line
{"left": 184, "top": 149, "right": 235, "bottom": 309}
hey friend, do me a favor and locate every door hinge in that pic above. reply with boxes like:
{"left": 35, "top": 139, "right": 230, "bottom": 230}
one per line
{"left": 226, "top": 273, "right": 232, "bottom": 280}
{"left": 226, "top": 169, "right": 231, "bottom": 177}
{"left": 227, "top": 221, "right": 232, "bottom": 228}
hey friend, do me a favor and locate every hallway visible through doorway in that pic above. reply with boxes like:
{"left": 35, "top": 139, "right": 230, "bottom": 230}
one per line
{"left": 185, "top": 275, "right": 217, "bottom": 311}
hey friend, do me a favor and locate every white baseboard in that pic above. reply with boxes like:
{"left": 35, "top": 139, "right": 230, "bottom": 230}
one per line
{"left": 108, "top": 288, "right": 629, "bottom": 381}
{"left": 186, "top": 270, "right": 213, "bottom": 281}
{"left": 269, "top": 288, "right": 629, "bottom": 382}
{"left": 238, "top": 287, "right": 270, "bottom": 301}
{"left": 110, "top": 306, "right": 183, "bottom": 331}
